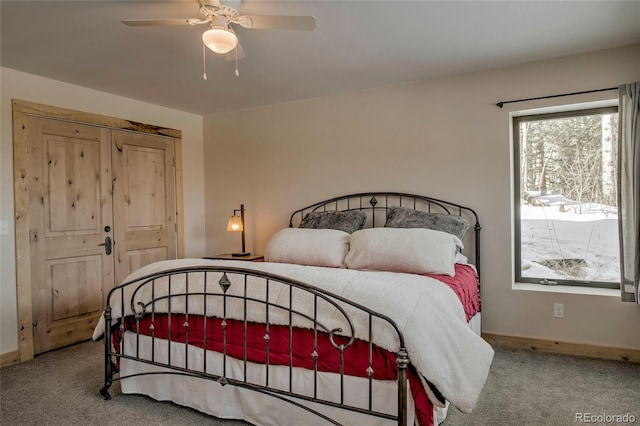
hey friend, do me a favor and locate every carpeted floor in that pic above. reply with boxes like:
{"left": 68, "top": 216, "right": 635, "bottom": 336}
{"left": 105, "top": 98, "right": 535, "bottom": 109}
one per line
{"left": 443, "top": 345, "right": 639, "bottom": 426}
{"left": 1, "top": 340, "right": 638, "bottom": 425}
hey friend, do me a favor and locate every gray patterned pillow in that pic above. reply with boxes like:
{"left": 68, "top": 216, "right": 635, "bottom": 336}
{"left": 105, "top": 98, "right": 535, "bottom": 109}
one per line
{"left": 384, "top": 206, "right": 469, "bottom": 241}
{"left": 299, "top": 210, "right": 367, "bottom": 234}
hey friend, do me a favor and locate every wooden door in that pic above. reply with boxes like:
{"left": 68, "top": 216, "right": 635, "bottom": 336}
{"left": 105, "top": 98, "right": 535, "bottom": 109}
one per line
{"left": 28, "top": 117, "right": 114, "bottom": 354}
{"left": 13, "top": 99, "right": 184, "bottom": 362}
{"left": 111, "top": 130, "right": 177, "bottom": 284}
{"left": 26, "top": 119, "right": 178, "bottom": 354}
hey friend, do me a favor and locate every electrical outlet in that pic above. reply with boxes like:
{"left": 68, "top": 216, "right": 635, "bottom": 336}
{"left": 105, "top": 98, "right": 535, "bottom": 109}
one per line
{"left": 0, "top": 220, "right": 8, "bottom": 235}
{"left": 553, "top": 303, "right": 564, "bottom": 318}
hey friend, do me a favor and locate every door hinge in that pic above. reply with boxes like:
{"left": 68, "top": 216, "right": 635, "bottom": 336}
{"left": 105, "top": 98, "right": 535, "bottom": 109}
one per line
{"left": 173, "top": 157, "right": 176, "bottom": 167}
{"left": 32, "top": 321, "right": 37, "bottom": 335}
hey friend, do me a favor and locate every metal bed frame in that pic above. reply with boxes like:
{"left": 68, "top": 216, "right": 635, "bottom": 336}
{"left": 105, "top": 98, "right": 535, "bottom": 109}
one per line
{"left": 100, "top": 192, "right": 481, "bottom": 425}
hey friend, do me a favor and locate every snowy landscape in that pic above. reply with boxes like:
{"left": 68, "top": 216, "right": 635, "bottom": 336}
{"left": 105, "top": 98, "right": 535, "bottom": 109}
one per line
{"left": 520, "top": 203, "right": 620, "bottom": 283}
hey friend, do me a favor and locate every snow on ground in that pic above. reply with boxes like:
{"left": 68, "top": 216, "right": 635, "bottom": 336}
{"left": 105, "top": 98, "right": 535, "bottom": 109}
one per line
{"left": 520, "top": 203, "right": 620, "bottom": 283}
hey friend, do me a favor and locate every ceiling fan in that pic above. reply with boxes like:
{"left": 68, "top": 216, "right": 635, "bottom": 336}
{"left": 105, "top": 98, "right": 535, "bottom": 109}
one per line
{"left": 122, "top": 0, "right": 316, "bottom": 61}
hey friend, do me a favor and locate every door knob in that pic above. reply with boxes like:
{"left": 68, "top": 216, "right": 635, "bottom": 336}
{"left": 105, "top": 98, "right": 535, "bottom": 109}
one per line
{"left": 98, "top": 236, "right": 112, "bottom": 255}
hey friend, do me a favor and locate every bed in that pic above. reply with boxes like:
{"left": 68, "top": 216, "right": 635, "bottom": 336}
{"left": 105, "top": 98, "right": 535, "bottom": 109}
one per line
{"left": 95, "top": 192, "right": 494, "bottom": 425}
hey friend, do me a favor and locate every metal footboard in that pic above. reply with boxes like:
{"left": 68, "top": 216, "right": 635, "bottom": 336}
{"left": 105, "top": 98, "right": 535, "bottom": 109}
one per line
{"left": 100, "top": 265, "right": 410, "bottom": 425}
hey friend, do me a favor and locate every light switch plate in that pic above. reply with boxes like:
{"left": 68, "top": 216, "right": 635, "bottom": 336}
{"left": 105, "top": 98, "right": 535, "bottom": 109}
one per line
{"left": 0, "top": 220, "right": 8, "bottom": 235}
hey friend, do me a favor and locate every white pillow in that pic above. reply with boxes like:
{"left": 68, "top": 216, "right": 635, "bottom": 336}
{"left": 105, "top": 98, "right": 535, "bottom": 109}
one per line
{"left": 264, "top": 228, "right": 350, "bottom": 268}
{"left": 344, "top": 228, "right": 463, "bottom": 276}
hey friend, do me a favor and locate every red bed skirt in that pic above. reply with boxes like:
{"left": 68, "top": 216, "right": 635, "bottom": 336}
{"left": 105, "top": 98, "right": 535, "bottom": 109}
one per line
{"left": 114, "top": 314, "right": 434, "bottom": 426}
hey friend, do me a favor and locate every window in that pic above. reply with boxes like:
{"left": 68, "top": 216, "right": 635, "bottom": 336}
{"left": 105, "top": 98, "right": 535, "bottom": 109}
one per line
{"left": 513, "top": 106, "right": 620, "bottom": 289}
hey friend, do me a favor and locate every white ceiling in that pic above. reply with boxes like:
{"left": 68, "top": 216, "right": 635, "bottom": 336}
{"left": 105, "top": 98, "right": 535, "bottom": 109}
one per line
{"left": 2, "top": 1, "right": 639, "bottom": 116}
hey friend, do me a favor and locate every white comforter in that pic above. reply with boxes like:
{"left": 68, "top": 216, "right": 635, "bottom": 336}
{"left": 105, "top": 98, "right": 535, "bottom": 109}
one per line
{"left": 93, "top": 258, "right": 493, "bottom": 413}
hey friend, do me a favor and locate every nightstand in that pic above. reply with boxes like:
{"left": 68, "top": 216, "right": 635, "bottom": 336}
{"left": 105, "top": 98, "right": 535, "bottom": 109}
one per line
{"left": 203, "top": 253, "right": 264, "bottom": 261}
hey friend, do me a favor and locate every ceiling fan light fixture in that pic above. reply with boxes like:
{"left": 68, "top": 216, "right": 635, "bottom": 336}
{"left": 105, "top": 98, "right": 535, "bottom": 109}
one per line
{"left": 202, "top": 26, "right": 238, "bottom": 54}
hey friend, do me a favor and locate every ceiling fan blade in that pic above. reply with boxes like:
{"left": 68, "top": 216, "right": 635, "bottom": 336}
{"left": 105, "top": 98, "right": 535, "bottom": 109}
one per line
{"left": 199, "top": 0, "right": 222, "bottom": 7}
{"left": 239, "top": 15, "right": 315, "bottom": 31}
{"left": 122, "top": 18, "right": 207, "bottom": 27}
{"left": 224, "top": 42, "right": 246, "bottom": 61}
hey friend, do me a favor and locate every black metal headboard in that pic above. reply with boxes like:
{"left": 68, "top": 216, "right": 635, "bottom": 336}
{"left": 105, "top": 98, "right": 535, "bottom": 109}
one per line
{"left": 288, "top": 192, "right": 481, "bottom": 279}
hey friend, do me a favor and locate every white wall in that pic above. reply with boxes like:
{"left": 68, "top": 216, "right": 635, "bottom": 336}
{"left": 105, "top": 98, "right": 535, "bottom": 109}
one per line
{"left": 203, "top": 44, "right": 640, "bottom": 351}
{"left": 0, "top": 67, "right": 206, "bottom": 355}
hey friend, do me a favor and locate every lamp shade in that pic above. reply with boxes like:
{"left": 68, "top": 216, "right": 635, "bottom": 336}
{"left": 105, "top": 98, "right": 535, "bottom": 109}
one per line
{"left": 202, "top": 27, "right": 238, "bottom": 54}
{"left": 227, "top": 215, "right": 243, "bottom": 232}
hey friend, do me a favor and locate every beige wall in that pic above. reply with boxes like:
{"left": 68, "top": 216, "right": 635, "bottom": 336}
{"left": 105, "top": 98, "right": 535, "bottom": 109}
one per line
{"left": 3, "top": 44, "right": 639, "bottom": 357}
{"left": 203, "top": 44, "right": 640, "bottom": 350}
{"left": 0, "top": 67, "right": 206, "bottom": 355}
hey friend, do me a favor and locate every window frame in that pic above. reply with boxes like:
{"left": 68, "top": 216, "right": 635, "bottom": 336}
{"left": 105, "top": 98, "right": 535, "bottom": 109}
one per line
{"left": 512, "top": 105, "right": 620, "bottom": 289}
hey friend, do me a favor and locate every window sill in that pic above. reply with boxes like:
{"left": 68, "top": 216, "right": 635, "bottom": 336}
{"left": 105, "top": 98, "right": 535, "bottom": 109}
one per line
{"left": 513, "top": 282, "right": 619, "bottom": 297}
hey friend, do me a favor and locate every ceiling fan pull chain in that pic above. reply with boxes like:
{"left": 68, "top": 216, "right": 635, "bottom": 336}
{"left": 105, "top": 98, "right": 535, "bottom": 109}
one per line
{"left": 235, "top": 48, "right": 239, "bottom": 77}
{"left": 202, "top": 44, "right": 208, "bottom": 80}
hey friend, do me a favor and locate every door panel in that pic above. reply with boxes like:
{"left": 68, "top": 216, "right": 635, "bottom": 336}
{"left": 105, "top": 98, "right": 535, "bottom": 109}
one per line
{"left": 112, "top": 130, "right": 177, "bottom": 284}
{"left": 125, "top": 147, "right": 166, "bottom": 228}
{"left": 49, "top": 256, "right": 102, "bottom": 321}
{"left": 28, "top": 117, "right": 114, "bottom": 354}
{"left": 46, "top": 137, "right": 101, "bottom": 234}
{"left": 126, "top": 247, "right": 168, "bottom": 276}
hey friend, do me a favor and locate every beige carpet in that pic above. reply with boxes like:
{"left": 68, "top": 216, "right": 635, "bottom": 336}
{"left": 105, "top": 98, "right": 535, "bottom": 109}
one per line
{"left": 1, "top": 340, "right": 638, "bottom": 425}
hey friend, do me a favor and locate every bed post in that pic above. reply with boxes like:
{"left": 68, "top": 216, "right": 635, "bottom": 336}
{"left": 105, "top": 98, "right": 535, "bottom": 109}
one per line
{"left": 99, "top": 305, "right": 113, "bottom": 400}
{"left": 474, "top": 221, "right": 481, "bottom": 281}
{"left": 396, "top": 347, "right": 409, "bottom": 425}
